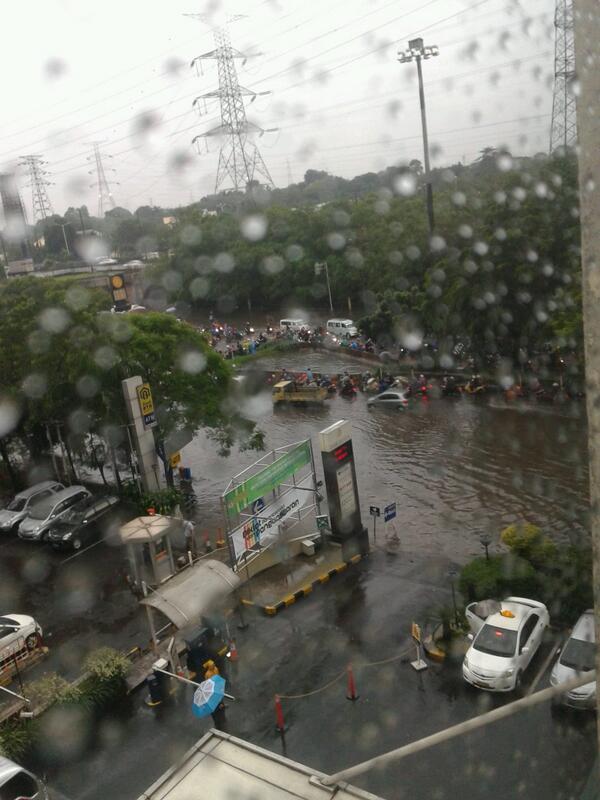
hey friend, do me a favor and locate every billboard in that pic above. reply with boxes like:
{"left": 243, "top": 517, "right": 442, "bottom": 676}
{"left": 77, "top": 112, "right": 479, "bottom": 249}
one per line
{"left": 230, "top": 475, "right": 313, "bottom": 564}
{"left": 223, "top": 441, "right": 311, "bottom": 516}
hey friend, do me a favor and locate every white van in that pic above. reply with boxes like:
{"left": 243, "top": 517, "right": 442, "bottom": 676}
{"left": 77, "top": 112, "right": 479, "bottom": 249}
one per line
{"left": 280, "top": 318, "right": 310, "bottom": 333}
{"left": 326, "top": 318, "right": 358, "bottom": 338}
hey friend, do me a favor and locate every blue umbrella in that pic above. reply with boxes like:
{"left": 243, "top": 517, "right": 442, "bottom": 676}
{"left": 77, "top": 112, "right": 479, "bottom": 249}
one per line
{"left": 192, "top": 674, "right": 226, "bottom": 718}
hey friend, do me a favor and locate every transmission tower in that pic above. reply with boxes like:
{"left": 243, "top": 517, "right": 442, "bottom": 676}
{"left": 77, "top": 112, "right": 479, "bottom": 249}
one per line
{"left": 88, "top": 143, "right": 117, "bottom": 216}
{"left": 19, "top": 155, "right": 53, "bottom": 221}
{"left": 190, "top": 24, "right": 276, "bottom": 193}
{"left": 550, "top": 0, "right": 577, "bottom": 153}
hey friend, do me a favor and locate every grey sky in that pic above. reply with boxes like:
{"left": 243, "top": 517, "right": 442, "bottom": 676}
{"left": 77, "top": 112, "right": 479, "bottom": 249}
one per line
{"left": 1, "top": 0, "right": 555, "bottom": 218}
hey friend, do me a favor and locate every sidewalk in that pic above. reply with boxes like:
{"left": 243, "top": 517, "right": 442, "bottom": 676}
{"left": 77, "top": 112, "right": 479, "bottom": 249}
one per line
{"left": 238, "top": 543, "right": 364, "bottom": 615}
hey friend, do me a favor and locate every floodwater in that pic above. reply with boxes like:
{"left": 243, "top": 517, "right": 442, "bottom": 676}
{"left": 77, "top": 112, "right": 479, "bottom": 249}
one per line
{"left": 184, "top": 349, "right": 589, "bottom": 561}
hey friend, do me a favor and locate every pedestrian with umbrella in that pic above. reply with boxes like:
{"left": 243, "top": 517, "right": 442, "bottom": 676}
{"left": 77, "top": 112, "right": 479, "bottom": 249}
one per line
{"left": 192, "top": 660, "right": 227, "bottom": 729}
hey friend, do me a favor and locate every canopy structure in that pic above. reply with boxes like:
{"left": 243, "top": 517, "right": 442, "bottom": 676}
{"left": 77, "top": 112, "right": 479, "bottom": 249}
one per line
{"left": 120, "top": 515, "right": 181, "bottom": 588}
{"left": 139, "top": 559, "right": 240, "bottom": 631}
{"left": 120, "top": 514, "right": 180, "bottom": 544}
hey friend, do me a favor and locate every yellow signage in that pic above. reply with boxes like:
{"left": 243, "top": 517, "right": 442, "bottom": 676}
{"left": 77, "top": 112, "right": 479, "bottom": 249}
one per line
{"left": 411, "top": 622, "right": 422, "bottom": 644}
{"left": 136, "top": 383, "right": 156, "bottom": 427}
{"left": 169, "top": 451, "right": 181, "bottom": 468}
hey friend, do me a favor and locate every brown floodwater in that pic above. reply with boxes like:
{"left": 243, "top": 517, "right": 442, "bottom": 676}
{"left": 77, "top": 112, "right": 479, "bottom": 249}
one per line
{"left": 182, "top": 349, "right": 588, "bottom": 562}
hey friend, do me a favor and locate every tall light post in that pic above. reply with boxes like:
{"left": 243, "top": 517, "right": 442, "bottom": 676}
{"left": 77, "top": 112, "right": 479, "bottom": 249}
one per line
{"left": 59, "top": 224, "right": 71, "bottom": 256}
{"left": 398, "top": 38, "right": 439, "bottom": 236}
{"left": 315, "top": 261, "right": 334, "bottom": 313}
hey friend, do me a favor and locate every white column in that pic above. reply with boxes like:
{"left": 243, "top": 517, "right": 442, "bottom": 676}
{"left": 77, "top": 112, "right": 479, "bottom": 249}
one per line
{"left": 122, "top": 376, "right": 161, "bottom": 492}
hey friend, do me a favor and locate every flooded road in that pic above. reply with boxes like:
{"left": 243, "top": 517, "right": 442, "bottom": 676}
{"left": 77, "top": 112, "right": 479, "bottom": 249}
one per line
{"left": 184, "top": 350, "right": 589, "bottom": 562}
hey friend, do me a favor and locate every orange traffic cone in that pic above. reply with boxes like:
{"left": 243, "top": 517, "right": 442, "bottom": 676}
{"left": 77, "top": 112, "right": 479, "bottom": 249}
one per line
{"left": 228, "top": 639, "right": 239, "bottom": 662}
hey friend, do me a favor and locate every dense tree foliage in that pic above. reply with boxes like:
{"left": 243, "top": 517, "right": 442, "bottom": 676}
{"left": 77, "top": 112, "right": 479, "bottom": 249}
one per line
{"left": 144, "top": 151, "right": 581, "bottom": 372}
{"left": 0, "top": 278, "right": 260, "bottom": 459}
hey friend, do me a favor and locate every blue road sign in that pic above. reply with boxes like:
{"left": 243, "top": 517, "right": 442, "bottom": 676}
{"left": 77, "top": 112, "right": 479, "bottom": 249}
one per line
{"left": 252, "top": 497, "right": 265, "bottom": 515}
{"left": 384, "top": 502, "right": 397, "bottom": 522}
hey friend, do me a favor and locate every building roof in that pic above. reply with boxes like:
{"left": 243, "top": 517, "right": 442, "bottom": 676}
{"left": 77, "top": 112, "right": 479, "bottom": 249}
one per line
{"left": 136, "top": 731, "right": 385, "bottom": 800}
{"left": 120, "top": 515, "right": 180, "bottom": 544}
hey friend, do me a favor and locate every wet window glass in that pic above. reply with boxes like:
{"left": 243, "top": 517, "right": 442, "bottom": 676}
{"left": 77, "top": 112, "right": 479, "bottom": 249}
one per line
{"left": 0, "top": 1, "right": 598, "bottom": 799}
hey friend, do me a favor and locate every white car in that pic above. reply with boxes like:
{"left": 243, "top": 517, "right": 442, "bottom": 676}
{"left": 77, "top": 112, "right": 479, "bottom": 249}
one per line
{"left": 550, "top": 609, "right": 596, "bottom": 709}
{"left": 0, "top": 614, "right": 43, "bottom": 656}
{"left": 367, "top": 389, "right": 410, "bottom": 410}
{"left": 463, "top": 596, "right": 549, "bottom": 692}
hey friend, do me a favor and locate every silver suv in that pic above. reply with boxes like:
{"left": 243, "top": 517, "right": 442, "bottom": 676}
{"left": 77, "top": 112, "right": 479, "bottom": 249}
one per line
{"left": 0, "top": 481, "right": 64, "bottom": 535}
{"left": 18, "top": 486, "right": 91, "bottom": 542}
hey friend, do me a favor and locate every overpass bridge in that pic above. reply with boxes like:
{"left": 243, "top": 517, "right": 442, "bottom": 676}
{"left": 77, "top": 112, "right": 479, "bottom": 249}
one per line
{"left": 11, "top": 262, "right": 147, "bottom": 306}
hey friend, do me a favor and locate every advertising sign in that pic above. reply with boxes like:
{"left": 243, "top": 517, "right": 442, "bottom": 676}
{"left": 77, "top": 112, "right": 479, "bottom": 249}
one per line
{"left": 136, "top": 383, "right": 157, "bottom": 428}
{"left": 320, "top": 423, "right": 362, "bottom": 540}
{"left": 384, "top": 502, "right": 397, "bottom": 522}
{"left": 230, "top": 475, "right": 313, "bottom": 563}
{"left": 223, "top": 441, "right": 311, "bottom": 516}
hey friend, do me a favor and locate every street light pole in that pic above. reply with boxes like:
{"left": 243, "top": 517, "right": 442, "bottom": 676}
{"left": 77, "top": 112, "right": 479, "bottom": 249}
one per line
{"left": 315, "top": 261, "right": 334, "bottom": 313}
{"left": 60, "top": 224, "right": 71, "bottom": 256}
{"left": 398, "top": 38, "right": 439, "bottom": 236}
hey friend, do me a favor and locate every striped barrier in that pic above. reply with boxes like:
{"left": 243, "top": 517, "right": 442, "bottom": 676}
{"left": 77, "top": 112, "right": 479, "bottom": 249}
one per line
{"left": 252, "top": 554, "right": 366, "bottom": 617}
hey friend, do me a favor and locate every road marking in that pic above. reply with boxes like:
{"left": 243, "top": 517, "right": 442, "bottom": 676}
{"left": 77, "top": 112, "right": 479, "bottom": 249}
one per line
{"left": 527, "top": 636, "right": 565, "bottom": 695}
{"left": 59, "top": 532, "right": 120, "bottom": 565}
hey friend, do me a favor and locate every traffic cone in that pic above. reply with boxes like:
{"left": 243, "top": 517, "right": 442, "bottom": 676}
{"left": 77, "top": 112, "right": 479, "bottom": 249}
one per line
{"left": 228, "top": 639, "right": 239, "bottom": 662}
{"left": 216, "top": 527, "right": 226, "bottom": 547}
{"left": 346, "top": 663, "right": 359, "bottom": 701}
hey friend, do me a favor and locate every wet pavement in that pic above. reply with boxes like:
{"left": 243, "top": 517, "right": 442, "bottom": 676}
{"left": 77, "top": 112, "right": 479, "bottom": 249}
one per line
{"left": 0, "top": 349, "right": 594, "bottom": 797}
{"left": 34, "top": 546, "right": 596, "bottom": 800}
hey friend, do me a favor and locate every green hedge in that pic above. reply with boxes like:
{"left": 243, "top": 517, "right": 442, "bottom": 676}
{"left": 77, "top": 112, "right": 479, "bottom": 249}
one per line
{"left": 459, "top": 554, "right": 537, "bottom": 602}
{"left": 0, "top": 647, "right": 130, "bottom": 762}
{"left": 459, "top": 533, "right": 593, "bottom": 625}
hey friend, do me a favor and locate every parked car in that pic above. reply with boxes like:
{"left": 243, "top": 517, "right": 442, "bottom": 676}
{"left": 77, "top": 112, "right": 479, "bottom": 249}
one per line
{"left": 0, "top": 481, "right": 64, "bottom": 535}
{"left": 462, "top": 596, "right": 549, "bottom": 692}
{"left": 367, "top": 389, "right": 410, "bottom": 409}
{"left": 0, "top": 755, "right": 48, "bottom": 799}
{"left": 550, "top": 609, "right": 596, "bottom": 709}
{"left": 46, "top": 494, "right": 122, "bottom": 551}
{"left": 18, "top": 486, "right": 91, "bottom": 542}
{"left": 0, "top": 614, "right": 43, "bottom": 654}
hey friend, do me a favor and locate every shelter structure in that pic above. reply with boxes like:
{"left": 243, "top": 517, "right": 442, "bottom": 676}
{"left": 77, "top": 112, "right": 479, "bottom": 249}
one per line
{"left": 139, "top": 559, "right": 240, "bottom": 649}
{"left": 136, "top": 731, "right": 385, "bottom": 800}
{"left": 120, "top": 515, "right": 180, "bottom": 589}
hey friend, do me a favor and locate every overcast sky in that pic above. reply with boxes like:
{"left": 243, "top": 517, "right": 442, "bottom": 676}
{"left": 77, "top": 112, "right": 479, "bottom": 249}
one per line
{"left": 1, "top": 0, "right": 556, "bottom": 219}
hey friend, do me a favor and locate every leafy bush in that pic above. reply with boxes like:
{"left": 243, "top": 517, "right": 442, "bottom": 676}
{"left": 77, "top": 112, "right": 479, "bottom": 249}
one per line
{"left": 79, "top": 647, "right": 130, "bottom": 709}
{"left": 459, "top": 554, "right": 537, "bottom": 602}
{"left": 500, "top": 522, "right": 557, "bottom": 568}
{"left": 84, "top": 647, "right": 129, "bottom": 682}
{"left": 0, "top": 719, "right": 36, "bottom": 761}
{"left": 120, "top": 482, "right": 182, "bottom": 516}
{"left": 27, "top": 673, "right": 81, "bottom": 709}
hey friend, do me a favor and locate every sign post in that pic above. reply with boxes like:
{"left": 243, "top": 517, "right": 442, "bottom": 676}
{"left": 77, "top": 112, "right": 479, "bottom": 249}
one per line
{"left": 369, "top": 505, "right": 380, "bottom": 541}
{"left": 410, "top": 622, "right": 428, "bottom": 672}
{"left": 136, "top": 383, "right": 157, "bottom": 428}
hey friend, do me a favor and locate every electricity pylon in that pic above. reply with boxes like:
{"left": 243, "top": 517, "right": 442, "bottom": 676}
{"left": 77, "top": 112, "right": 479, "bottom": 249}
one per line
{"left": 19, "top": 155, "right": 53, "bottom": 221}
{"left": 550, "top": 0, "right": 577, "bottom": 153}
{"left": 190, "top": 22, "right": 276, "bottom": 193}
{"left": 88, "top": 142, "right": 117, "bottom": 217}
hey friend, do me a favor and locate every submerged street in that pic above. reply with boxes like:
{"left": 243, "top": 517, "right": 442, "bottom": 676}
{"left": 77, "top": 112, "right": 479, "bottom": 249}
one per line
{"left": 0, "top": 349, "right": 593, "bottom": 799}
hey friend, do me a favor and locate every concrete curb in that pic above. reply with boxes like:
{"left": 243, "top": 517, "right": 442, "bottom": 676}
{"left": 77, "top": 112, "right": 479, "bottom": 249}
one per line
{"left": 248, "top": 555, "right": 365, "bottom": 617}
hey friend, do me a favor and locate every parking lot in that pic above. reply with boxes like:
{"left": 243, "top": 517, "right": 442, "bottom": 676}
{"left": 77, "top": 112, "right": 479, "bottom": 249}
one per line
{"left": 1, "top": 539, "right": 591, "bottom": 800}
